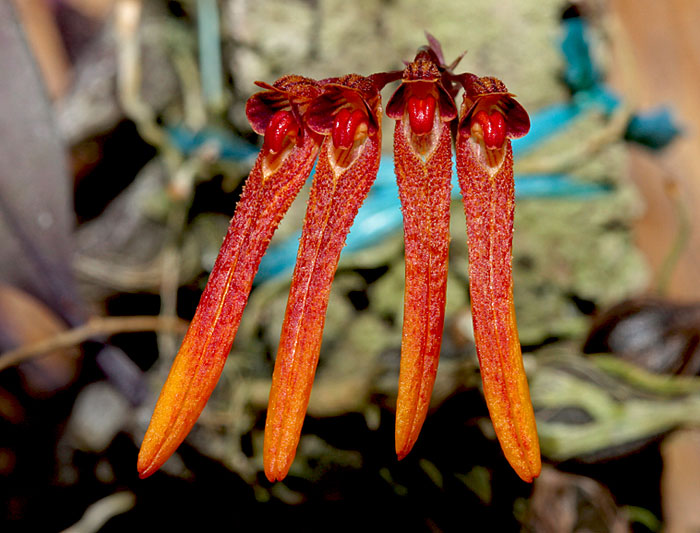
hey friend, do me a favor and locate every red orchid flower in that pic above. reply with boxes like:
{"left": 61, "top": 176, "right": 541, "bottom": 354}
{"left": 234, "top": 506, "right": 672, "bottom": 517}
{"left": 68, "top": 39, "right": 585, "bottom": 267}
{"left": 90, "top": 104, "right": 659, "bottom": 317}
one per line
{"left": 138, "top": 36, "right": 541, "bottom": 484}
{"left": 455, "top": 74, "right": 539, "bottom": 482}
{"left": 263, "top": 74, "right": 383, "bottom": 481}
{"left": 380, "top": 43, "right": 539, "bottom": 482}
{"left": 383, "top": 46, "right": 458, "bottom": 460}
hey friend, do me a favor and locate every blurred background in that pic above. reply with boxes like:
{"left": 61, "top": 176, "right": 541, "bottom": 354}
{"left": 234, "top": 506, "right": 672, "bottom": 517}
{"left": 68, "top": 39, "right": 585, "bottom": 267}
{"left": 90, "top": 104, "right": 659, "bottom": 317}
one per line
{"left": 1, "top": 0, "right": 700, "bottom": 531}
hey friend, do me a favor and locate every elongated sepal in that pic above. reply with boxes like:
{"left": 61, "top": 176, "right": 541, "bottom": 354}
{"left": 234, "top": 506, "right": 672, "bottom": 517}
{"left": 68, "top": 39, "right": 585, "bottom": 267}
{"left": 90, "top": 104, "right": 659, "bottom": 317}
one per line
{"left": 384, "top": 48, "right": 458, "bottom": 460}
{"left": 263, "top": 77, "right": 382, "bottom": 481}
{"left": 138, "top": 118, "right": 321, "bottom": 480}
{"left": 393, "top": 117, "right": 453, "bottom": 459}
{"left": 456, "top": 137, "right": 541, "bottom": 482}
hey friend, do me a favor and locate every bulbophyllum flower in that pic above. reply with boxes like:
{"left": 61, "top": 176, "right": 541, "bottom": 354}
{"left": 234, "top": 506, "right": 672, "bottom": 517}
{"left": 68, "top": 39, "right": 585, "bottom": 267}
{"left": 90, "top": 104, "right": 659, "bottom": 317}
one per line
{"left": 381, "top": 43, "right": 539, "bottom": 482}
{"left": 384, "top": 46, "right": 458, "bottom": 461}
{"left": 263, "top": 75, "right": 383, "bottom": 481}
{"left": 138, "top": 36, "right": 541, "bottom": 484}
{"left": 137, "top": 73, "right": 386, "bottom": 482}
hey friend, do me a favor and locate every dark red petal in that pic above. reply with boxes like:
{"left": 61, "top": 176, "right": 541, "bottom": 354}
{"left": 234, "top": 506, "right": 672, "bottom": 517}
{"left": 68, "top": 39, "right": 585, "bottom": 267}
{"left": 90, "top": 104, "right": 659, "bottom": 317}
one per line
{"left": 306, "top": 85, "right": 379, "bottom": 137}
{"left": 245, "top": 90, "right": 289, "bottom": 135}
{"left": 387, "top": 79, "right": 456, "bottom": 124}
{"left": 458, "top": 93, "right": 530, "bottom": 141}
{"left": 503, "top": 97, "right": 530, "bottom": 139}
{"left": 435, "top": 82, "right": 459, "bottom": 121}
{"left": 407, "top": 95, "right": 437, "bottom": 135}
{"left": 246, "top": 76, "right": 321, "bottom": 135}
{"left": 424, "top": 32, "right": 447, "bottom": 66}
{"left": 386, "top": 83, "right": 410, "bottom": 120}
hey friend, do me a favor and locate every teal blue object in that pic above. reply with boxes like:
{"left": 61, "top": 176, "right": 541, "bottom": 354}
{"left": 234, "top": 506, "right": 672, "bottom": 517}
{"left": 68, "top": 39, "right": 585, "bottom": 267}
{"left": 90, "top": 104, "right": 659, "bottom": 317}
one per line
{"left": 197, "top": 0, "right": 224, "bottom": 107}
{"left": 625, "top": 107, "right": 682, "bottom": 149}
{"left": 557, "top": 12, "right": 679, "bottom": 148}
{"left": 167, "top": 125, "right": 259, "bottom": 161}
{"left": 561, "top": 16, "right": 599, "bottom": 92}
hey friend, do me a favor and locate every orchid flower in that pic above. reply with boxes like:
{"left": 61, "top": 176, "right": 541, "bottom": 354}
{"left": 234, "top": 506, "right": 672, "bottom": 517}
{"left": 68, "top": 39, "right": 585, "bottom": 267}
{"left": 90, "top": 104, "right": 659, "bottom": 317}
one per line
{"left": 455, "top": 74, "right": 540, "bottom": 482}
{"left": 383, "top": 45, "right": 458, "bottom": 460}
{"left": 138, "top": 36, "right": 541, "bottom": 484}
{"left": 379, "top": 41, "right": 539, "bottom": 482}
{"left": 263, "top": 74, "right": 383, "bottom": 481}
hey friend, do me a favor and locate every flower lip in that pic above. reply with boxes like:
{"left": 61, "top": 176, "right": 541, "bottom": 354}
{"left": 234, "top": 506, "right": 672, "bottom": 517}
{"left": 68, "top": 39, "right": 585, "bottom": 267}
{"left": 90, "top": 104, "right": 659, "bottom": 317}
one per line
{"left": 262, "top": 110, "right": 299, "bottom": 153}
{"left": 471, "top": 109, "right": 506, "bottom": 149}
{"left": 386, "top": 79, "right": 457, "bottom": 123}
{"left": 407, "top": 95, "right": 437, "bottom": 135}
{"left": 332, "top": 108, "right": 369, "bottom": 149}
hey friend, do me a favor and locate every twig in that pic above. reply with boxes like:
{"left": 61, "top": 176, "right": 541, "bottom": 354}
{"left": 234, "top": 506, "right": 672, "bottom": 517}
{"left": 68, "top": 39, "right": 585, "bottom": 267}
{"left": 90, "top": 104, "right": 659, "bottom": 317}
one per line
{"left": 115, "top": 0, "right": 165, "bottom": 147}
{"left": 171, "top": 48, "right": 207, "bottom": 130}
{"left": 61, "top": 492, "right": 136, "bottom": 533}
{"left": 0, "top": 315, "right": 188, "bottom": 372}
{"left": 655, "top": 170, "right": 693, "bottom": 297}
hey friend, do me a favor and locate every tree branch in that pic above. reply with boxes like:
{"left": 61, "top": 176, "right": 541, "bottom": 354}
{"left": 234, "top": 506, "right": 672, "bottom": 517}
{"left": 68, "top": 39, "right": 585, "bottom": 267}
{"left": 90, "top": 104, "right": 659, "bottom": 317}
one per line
{"left": 0, "top": 315, "right": 188, "bottom": 372}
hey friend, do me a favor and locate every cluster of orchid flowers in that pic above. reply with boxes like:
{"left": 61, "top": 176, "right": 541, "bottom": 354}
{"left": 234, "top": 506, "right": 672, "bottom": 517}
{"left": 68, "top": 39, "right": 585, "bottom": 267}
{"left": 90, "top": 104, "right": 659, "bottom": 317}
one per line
{"left": 137, "top": 36, "right": 541, "bottom": 483}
